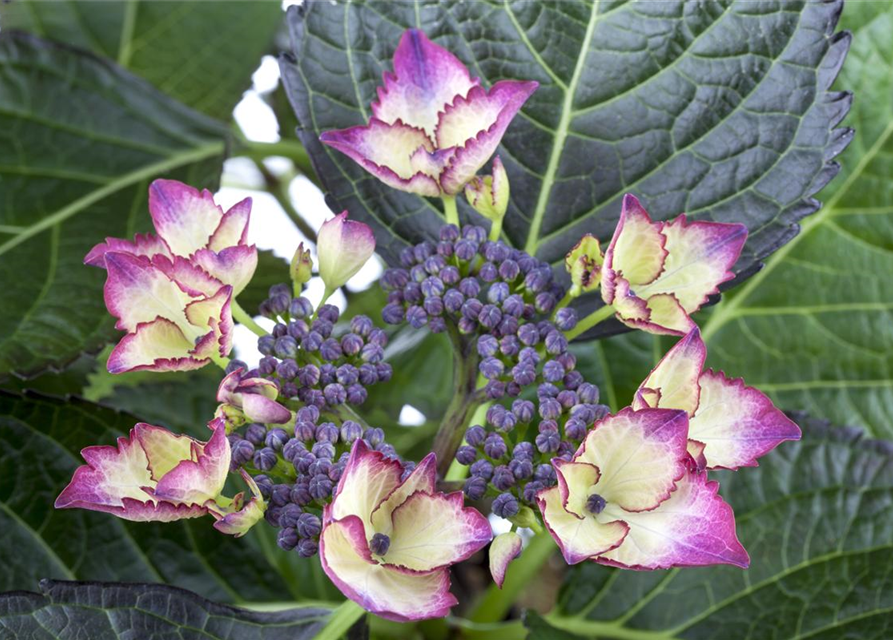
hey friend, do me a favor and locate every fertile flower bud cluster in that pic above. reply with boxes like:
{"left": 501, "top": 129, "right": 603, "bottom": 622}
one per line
{"left": 457, "top": 380, "right": 609, "bottom": 517}
{"left": 255, "top": 284, "right": 392, "bottom": 409}
{"left": 381, "top": 224, "right": 564, "bottom": 341}
{"left": 226, "top": 405, "right": 407, "bottom": 557}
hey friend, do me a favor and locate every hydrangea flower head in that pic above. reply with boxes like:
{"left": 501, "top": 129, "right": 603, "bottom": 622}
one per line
{"left": 634, "top": 328, "right": 801, "bottom": 470}
{"left": 537, "top": 408, "right": 748, "bottom": 569}
{"left": 320, "top": 29, "right": 537, "bottom": 196}
{"left": 320, "top": 440, "right": 492, "bottom": 621}
{"left": 602, "top": 194, "right": 748, "bottom": 335}
{"left": 56, "top": 419, "right": 229, "bottom": 522}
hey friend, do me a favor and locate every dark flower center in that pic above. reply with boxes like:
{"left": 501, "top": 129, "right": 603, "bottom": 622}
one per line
{"left": 586, "top": 493, "right": 607, "bottom": 515}
{"left": 370, "top": 532, "right": 391, "bottom": 556}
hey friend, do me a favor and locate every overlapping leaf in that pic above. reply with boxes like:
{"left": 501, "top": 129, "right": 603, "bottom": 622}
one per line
{"left": 545, "top": 415, "right": 893, "bottom": 640}
{"left": 281, "top": 0, "right": 851, "bottom": 289}
{"left": 0, "top": 1, "right": 283, "bottom": 120}
{"left": 0, "top": 391, "right": 295, "bottom": 603}
{"left": 0, "top": 33, "right": 227, "bottom": 377}
{"left": 0, "top": 580, "right": 329, "bottom": 640}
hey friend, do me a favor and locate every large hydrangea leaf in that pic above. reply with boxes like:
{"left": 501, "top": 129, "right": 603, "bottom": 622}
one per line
{"left": 281, "top": 0, "right": 851, "bottom": 289}
{"left": 540, "top": 415, "right": 893, "bottom": 640}
{"left": 0, "top": 580, "right": 330, "bottom": 640}
{"left": 0, "top": 33, "right": 227, "bottom": 377}
{"left": 0, "top": 1, "right": 283, "bottom": 121}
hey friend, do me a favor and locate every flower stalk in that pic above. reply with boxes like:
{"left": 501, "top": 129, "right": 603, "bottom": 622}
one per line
{"left": 564, "top": 304, "right": 615, "bottom": 340}
{"left": 443, "top": 195, "right": 460, "bottom": 227}
{"left": 231, "top": 299, "right": 267, "bottom": 338}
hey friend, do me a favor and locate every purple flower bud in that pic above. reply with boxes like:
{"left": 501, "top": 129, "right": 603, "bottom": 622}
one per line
{"left": 535, "top": 292, "right": 557, "bottom": 314}
{"left": 339, "top": 420, "right": 363, "bottom": 444}
{"left": 492, "top": 493, "right": 520, "bottom": 519}
{"left": 360, "top": 343, "right": 384, "bottom": 364}
{"left": 267, "top": 293, "right": 291, "bottom": 317}
{"left": 465, "top": 425, "right": 486, "bottom": 447}
{"left": 303, "top": 331, "right": 323, "bottom": 351}
{"left": 315, "top": 422, "right": 339, "bottom": 443}
{"left": 455, "top": 239, "right": 478, "bottom": 261}
{"left": 244, "top": 423, "right": 266, "bottom": 446}
{"left": 512, "top": 400, "right": 536, "bottom": 423}
{"left": 441, "top": 265, "right": 461, "bottom": 284}
{"left": 271, "top": 483, "right": 291, "bottom": 507}
{"left": 565, "top": 418, "right": 588, "bottom": 441}
{"left": 329, "top": 461, "right": 346, "bottom": 483}
{"left": 349, "top": 315, "right": 373, "bottom": 337}
{"left": 277, "top": 527, "right": 299, "bottom": 550}
{"left": 488, "top": 282, "right": 510, "bottom": 304}
{"left": 523, "top": 481, "right": 544, "bottom": 504}
{"left": 457, "top": 317, "right": 477, "bottom": 335}
{"left": 545, "top": 331, "right": 568, "bottom": 355}
{"left": 294, "top": 364, "right": 318, "bottom": 388}
{"left": 320, "top": 338, "right": 342, "bottom": 361}
{"left": 333, "top": 364, "right": 357, "bottom": 387}
{"left": 297, "top": 539, "right": 319, "bottom": 557}
{"left": 290, "top": 481, "right": 312, "bottom": 506}
{"left": 524, "top": 268, "right": 550, "bottom": 293}
{"left": 413, "top": 241, "right": 436, "bottom": 263}
{"left": 376, "top": 363, "right": 393, "bottom": 383}
{"left": 557, "top": 390, "right": 578, "bottom": 409}
{"left": 542, "top": 360, "right": 565, "bottom": 383}
{"left": 538, "top": 383, "right": 560, "bottom": 399}
{"left": 400, "top": 460, "right": 416, "bottom": 481}
{"left": 517, "top": 324, "right": 539, "bottom": 346}
{"left": 265, "top": 506, "right": 283, "bottom": 527}
{"left": 283, "top": 438, "right": 305, "bottom": 463}
{"left": 458, "top": 277, "right": 481, "bottom": 298}
{"left": 470, "top": 459, "right": 494, "bottom": 480}
{"left": 538, "top": 419, "right": 559, "bottom": 433}
{"left": 337, "top": 334, "right": 361, "bottom": 357}
{"left": 346, "top": 384, "right": 367, "bottom": 404}
{"left": 406, "top": 305, "right": 428, "bottom": 328}
{"left": 323, "top": 383, "right": 347, "bottom": 405}
{"left": 512, "top": 441, "right": 535, "bottom": 460}
{"left": 496, "top": 316, "right": 519, "bottom": 338}
{"left": 479, "top": 262, "right": 498, "bottom": 282}
{"left": 485, "top": 380, "right": 506, "bottom": 399}
{"left": 477, "top": 335, "right": 499, "bottom": 357}
{"left": 556, "top": 352, "right": 577, "bottom": 371}
{"left": 461, "top": 298, "right": 483, "bottom": 320}
{"left": 421, "top": 276, "right": 445, "bottom": 298}
{"left": 534, "top": 464, "right": 557, "bottom": 485}
{"left": 294, "top": 420, "right": 316, "bottom": 443}
{"left": 254, "top": 475, "right": 273, "bottom": 499}
{"left": 309, "top": 474, "right": 333, "bottom": 500}
{"left": 480, "top": 357, "right": 505, "bottom": 380}
{"left": 499, "top": 335, "right": 520, "bottom": 357}
{"left": 518, "top": 347, "right": 540, "bottom": 365}
{"left": 554, "top": 307, "right": 578, "bottom": 331}
{"left": 265, "top": 428, "right": 289, "bottom": 451}
{"left": 311, "top": 440, "right": 335, "bottom": 459}
{"left": 484, "top": 434, "right": 508, "bottom": 459}
{"left": 511, "top": 364, "right": 536, "bottom": 387}
{"left": 437, "top": 241, "right": 454, "bottom": 258}
{"left": 535, "top": 430, "right": 561, "bottom": 453}
{"left": 297, "top": 512, "right": 322, "bottom": 538}
{"left": 444, "top": 289, "right": 465, "bottom": 314}
{"left": 382, "top": 268, "right": 408, "bottom": 290}
{"left": 253, "top": 447, "right": 278, "bottom": 471}
{"left": 423, "top": 295, "right": 444, "bottom": 317}
{"left": 290, "top": 297, "right": 314, "bottom": 318}
{"left": 403, "top": 282, "right": 423, "bottom": 304}
{"left": 498, "top": 259, "right": 520, "bottom": 282}
{"left": 564, "top": 371, "right": 585, "bottom": 390}
{"left": 319, "top": 364, "right": 337, "bottom": 386}
{"left": 257, "top": 336, "right": 276, "bottom": 356}
{"left": 424, "top": 255, "right": 446, "bottom": 276}
{"left": 492, "top": 465, "right": 515, "bottom": 490}
{"left": 364, "top": 427, "right": 385, "bottom": 447}
{"left": 463, "top": 476, "right": 487, "bottom": 500}
{"left": 225, "top": 359, "right": 247, "bottom": 376}
{"left": 440, "top": 224, "right": 460, "bottom": 242}
{"left": 382, "top": 303, "right": 405, "bottom": 324}
{"left": 464, "top": 225, "right": 487, "bottom": 243}
{"left": 456, "top": 445, "right": 477, "bottom": 465}
{"left": 509, "top": 458, "right": 534, "bottom": 480}
{"left": 556, "top": 442, "right": 575, "bottom": 461}
{"left": 539, "top": 397, "right": 562, "bottom": 420}
{"left": 279, "top": 503, "right": 303, "bottom": 529}
{"left": 274, "top": 336, "right": 298, "bottom": 359}
{"left": 358, "top": 364, "right": 378, "bottom": 385}
{"left": 312, "top": 319, "right": 334, "bottom": 338}
{"left": 288, "top": 320, "right": 309, "bottom": 341}
{"left": 275, "top": 360, "right": 298, "bottom": 381}
{"left": 317, "top": 304, "right": 340, "bottom": 324}
{"left": 502, "top": 294, "right": 525, "bottom": 317}
{"left": 230, "top": 439, "right": 255, "bottom": 467}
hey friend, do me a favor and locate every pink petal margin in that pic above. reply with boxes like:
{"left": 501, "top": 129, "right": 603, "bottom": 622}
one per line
{"left": 489, "top": 531, "right": 522, "bottom": 589}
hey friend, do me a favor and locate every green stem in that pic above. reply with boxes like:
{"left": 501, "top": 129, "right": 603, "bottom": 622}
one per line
{"left": 444, "top": 402, "right": 489, "bottom": 482}
{"left": 314, "top": 599, "right": 366, "bottom": 640}
{"left": 564, "top": 304, "right": 615, "bottom": 341}
{"left": 470, "top": 532, "right": 556, "bottom": 623}
{"left": 488, "top": 215, "right": 503, "bottom": 242}
{"left": 235, "top": 136, "right": 318, "bottom": 184}
{"left": 552, "top": 292, "right": 574, "bottom": 316}
{"left": 209, "top": 352, "right": 230, "bottom": 371}
{"left": 442, "top": 195, "right": 459, "bottom": 227}
{"left": 231, "top": 300, "right": 268, "bottom": 338}
{"left": 431, "top": 325, "right": 480, "bottom": 477}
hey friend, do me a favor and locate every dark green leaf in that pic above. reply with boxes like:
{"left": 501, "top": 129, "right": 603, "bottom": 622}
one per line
{"left": 0, "top": 1, "right": 283, "bottom": 120}
{"left": 548, "top": 415, "right": 893, "bottom": 640}
{"left": 280, "top": 0, "right": 851, "bottom": 291}
{"left": 0, "top": 391, "right": 294, "bottom": 602}
{"left": 0, "top": 32, "right": 227, "bottom": 377}
{"left": 525, "top": 611, "right": 586, "bottom": 640}
{"left": 237, "top": 249, "right": 292, "bottom": 318}
{"left": 698, "top": 5, "right": 893, "bottom": 439}
{"left": 0, "top": 580, "right": 329, "bottom": 639}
